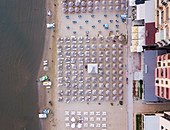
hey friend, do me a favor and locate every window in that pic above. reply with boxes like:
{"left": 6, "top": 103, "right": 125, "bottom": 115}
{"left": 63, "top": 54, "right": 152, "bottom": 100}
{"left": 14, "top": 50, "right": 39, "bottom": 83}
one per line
{"left": 161, "top": 80, "right": 163, "bottom": 84}
{"left": 161, "top": 125, "right": 164, "bottom": 129}
{"left": 168, "top": 63, "right": 170, "bottom": 66}
{"left": 156, "top": 80, "right": 159, "bottom": 83}
{"left": 163, "top": 63, "right": 165, "bottom": 66}
{"left": 166, "top": 81, "right": 168, "bottom": 84}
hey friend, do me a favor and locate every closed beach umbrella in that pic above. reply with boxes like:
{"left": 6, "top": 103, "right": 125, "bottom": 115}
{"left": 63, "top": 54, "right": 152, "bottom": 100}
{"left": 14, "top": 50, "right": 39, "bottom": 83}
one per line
{"left": 102, "top": 6, "right": 107, "bottom": 11}
{"left": 92, "top": 77, "right": 97, "bottom": 82}
{"left": 106, "top": 96, "right": 110, "bottom": 101}
{"left": 119, "top": 63, "right": 123, "bottom": 68}
{"left": 119, "top": 57, "right": 123, "bottom": 62}
{"left": 119, "top": 76, "right": 123, "bottom": 81}
{"left": 81, "top": 1, "right": 86, "bottom": 6}
{"left": 121, "top": 4, "right": 126, "bottom": 10}
{"left": 109, "top": 6, "right": 113, "bottom": 11}
{"left": 102, "top": 0, "right": 107, "bottom": 5}
{"left": 106, "top": 90, "right": 110, "bottom": 95}
{"left": 99, "top": 90, "right": 104, "bottom": 95}
{"left": 95, "top": 6, "right": 99, "bottom": 11}
{"left": 88, "top": 7, "right": 93, "bottom": 12}
{"left": 78, "top": 90, "right": 84, "bottom": 95}
{"left": 106, "top": 83, "right": 110, "bottom": 88}
{"left": 91, "top": 37, "right": 96, "bottom": 42}
{"left": 85, "top": 96, "right": 91, "bottom": 101}
{"left": 106, "top": 70, "right": 110, "bottom": 75}
{"left": 105, "top": 36, "right": 110, "bottom": 42}
{"left": 118, "top": 35, "right": 124, "bottom": 41}
{"left": 119, "top": 50, "right": 123, "bottom": 55}
{"left": 112, "top": 57, "right": 117, "bottom": 62}
{"left": 113, "top": 64, "right": 117, "bottom": 68}
{"left": 119, "top": 70, "right": 123, "bottom": 75}
{"left": 99, "top": 77, "right": 104, "bottom": 82}
{"left": 119, "top": 96, "right": 123, "bottom": 101}
{"left": 112, "top": 77, "right": 117, "bottom": 81}
{"left": 81, "top": 7, "right": 86, "bottom": 12}
{"left": 69, "top": 1, "right": 74, "bottom": 6}
{"left": 88, "top": 1, "right": 93, "bottom": 6}
{"left": 112, "top": 96, "right": 117, "bottom": 101}
{"left": 119, "top": 89, "right": 123, "bottom": 95}
{"left": 99, "top": 44, "right": 104, "bottom": 49}
{"left": 92, "top": 90, "right": 97, "bottom": 95}
{"left": 112, "top": 44, "right": 117, "bottom": 49}
{"left": 92, "top": 83, "right": 97, "bottom": 88}
{"left": 65, "top": 98, "right": 70, "bottom": 103}
{"left": 72, "top": 97, "right": 77, "bottom": 102}
{"left": 99, "top": 83, "right": 104, "bottom": 88}
{"left": 92, "top": 96, "right": 97, "bottom": 101}
{"left": 62, "top": 8, "right": 67, "bottom": 13}
{"left": 75, "top": 7, "right": 80, "bottom": 12}
{"left": 106, "top": 77, "right": 110, "bottom": 82}
{"left": 75, "top": 2, "right": 80, "bottom": 6}
{"left": 58, "top": 97, "right": 63, "bottom": 102}
{"left": 106, "top": 57, "right": 110, "bottom": 62}
{"left": 79, "top": 96, "right": 85, "bottom": 102}
{"left": 106, "top": 64, "right": 110, "bottom": 69}
{"left": 99, "top": 70, "right": 104, "bottom": 75}
{"left": 112, "top": 50, "right": 117, "bottom": 56}
{"left": 115, "top": 6, "right": 120, "bottom": 11}
{"left": 69, "top": 7, "right": 74, "bottom": 12}
{"left": 63, "top": 2, "right": 67, "bottom": 7}
{"left": 99, "top": 96, "right": 104, "bottom": 101}
{"left": 109, "top": 0, "right": 113, "bottom": 5}
{"left": 113, "top": 90, "right": 117, "bottom": 95}
{"left": 112, "top": 70, "right": 117, "bottom": 75}
{"left": 105, "top": 44, "right": 110, "bottom": 49}
{"left": 85, "top": 57, "right": 90, "bottom": 63}
{"left": 112, "top": 83, "right": 117, "bottom": 88}
{"left": 95, "top": 1, "right": 100, "bottom": 5}
{"left": 115, "top": 1, "right": 120, "bottom": 5}
{"left": 85, "top": 51, "right": 90, "bottom": 56}
{"left": 119, "top": 83, "right": 123, "bottom": 88}
{"left": 119, "top": 44, "right": 123, "bottom": 49}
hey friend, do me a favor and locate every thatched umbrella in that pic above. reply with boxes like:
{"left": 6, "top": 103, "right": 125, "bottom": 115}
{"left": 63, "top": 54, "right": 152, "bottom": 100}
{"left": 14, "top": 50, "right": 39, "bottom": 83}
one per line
{"left": 109, "top": 0, "right": 113, "bottom": 5}
{"left": 115, "top": 0, "right": 120, "bottom": 5}
{"left": 119, "top": 76, "right": 123, "bottom": 81}
{"left": 95, "top": 1, "right": 100, "bottom": 5}
{"left": 115, "top": 6, "right": 120, "bottom": 11}
{"left": 106, "top": 83, "right": 110, "bottom": 88}
{"left": 113, "top": 64, "right": 117, "bottom": 68}
{"left": 106, "top": 90, "right": 110, "bottom": 95}
{"left": 109, "top": 6, "right": 113, "bottom": 11}
{"left": 112, "top": 77, "right": 117, "bottom": 82}
{"left": 112, "top": 57, "right": 117, "bottom": 62}
{"left": 102, "top": 0, "right": 107, "bottom": 5}
{"left": 99, "top": 83, "right": 104, "bottom": 88}
{"left": 112, "top": 83, "right": 117, "bottom": 88}
{"left": 119, "top": 83, "right": 123, "bottom": 88}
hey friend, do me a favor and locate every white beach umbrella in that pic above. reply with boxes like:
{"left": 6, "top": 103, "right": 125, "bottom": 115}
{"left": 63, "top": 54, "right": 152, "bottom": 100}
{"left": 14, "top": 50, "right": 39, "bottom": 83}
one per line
{"left": 99, "top": 44, "right": 104, "bottom": 49}
{"left": 68, "top": 7, "right": 74, "bottom": 12}
{"left": 62, "top": 2, "right": 67, "bottom": 7}
{"left": 112, "top": 50, "right": 117, "bottom": 56}
{"left": 57, "top": 37, "right": 63, "bottom": 42}
{"left": 113, "top": 90, "right": 117, "bottom": 95}
{"left": 85, "top": 44, "right": 90, "bottom": 50}
{"left": 99, "top": 96, "right": 104, "bottom": 101}
{"left": 112, "top": 57, "right": 117, "bottom": 62}
{"left": 119, "top": 50, "right": 123, "bottom": 55}
{"left": 115, "top": 1, "right": 120, "bottom": 5}
{"left": 92, "top": 77, "right": 97, "bottom": 82}
{"left": 109, "top": 6, "right": 113, "bottom": 11}
{"left": 81, "top": 1, "right": 86, "bottom": 6}
{"left": 78, "top": 36, "right": 83, "bottom": 41}
{"left": 85, "top": 57, "right": 90, "bottom": 63}
{"left": 98, "top": 35, "right": 104, "bottom": 41}
{"left": 119, "top": 70, "right": 123, "bottom": 75}
{"left": 92, "top": 90, "right": 97, "bottom": 95}
{"left": 99, "top": 70, "right": 104, "bottom": 75}
{"left": 88, "top": 1, "right": 93, "bottom": 6}
{"left": 78, "top": 58, "right": 83, "bottom": 62}
{"left": 106, "top": 77, "right": 110, "bottom": 82}
{"left": 88, "top": 7, "right": 93, "bottom": 12}
{"left": 69, "top": 1, "right": 74, "bottom": 6}
{"left": 106, "top": 90, "right": 110, "bottom": 95}
{"left": 58, "top": 97, "right": 63, "bottom": 102}
{"left": 99, "top": 90, "right": 104, "bottom": 95}
{"left": 102, "top": 6, "right": 107, "bottom": 11}
{"left": 92, "top": 83, "right": 97, "bottom": 88}
{"left": 65, "top": 98, "right": 70, "bottom": 103}
{"left": 119, "top": 96, "right": 123, "bottom": 101}
{"left": 106, "top": 83, "right": 110, "bottom": 88}
{"left": 119, "top": 57, "right": 123, "bottom": 62}
{"left": 78, "top": 51, "right": 83, "bottom": 56}
{"left": 112, "top": 44, "right": 117, "bottom": 49}
{"left": 95, "top": 1, "right": 100, "bottom": 5}
{"left": 85, "top": 51, "right": 90, "bottom": 56}
{"left": 64, "top": 37, "right": 70, "bottom": 42}
{"left": 105, "top": 44, "right": 110, "bottom": 49}
{"left": 119, "top": 89, "right": 123, "bottom": 95}
{"left": 91, "top": 44, "right": 97, "bottom": 50}
{"left": 71, "top": 58, "right": 76, "bottom": 63}
{"left": 78, "top": 45, "right": 83, "bottom": 50}
{"left": 62, "top": 8, "right": 67, "bottom": 13}
{"left": 92, "top": 96, "right": 97, "bottom": 101}
{"left": 112, "top": 83, "right": 117, "bottom": 88}
{"left": 115, "top": 6, "right": 120, "bottom": 11}
{"left": 99, "top": 83, "right": 104, "bottom": 88}
{"left": 72, "top": 90, "right": 77, "bottom": 95}
{"left": 99, "top": 77, "right": 104, "bottom": 82}
{"left": 79, "top": 96, "right": 85, "bottom": 102}
{"left": 43, "top": 66, "right": 48, "bottom": 71}
{"left": 85, "top": 84, "right": 90, "bottom": 89}
{"left": 99, "top": 64, "right": 104, "bottom": 69}
{"left": 106, "top": 57, "right": 110, "bottom": 62}
{"left": 85, "top": 96, "right": 91, "bottom": 101}
{"left": 105, "top": 36, "right": 110, "bottom": 42}
{"left": 99, "top": 51, "right": 104, "bottom": 56}
{"left": 91, "top": 57, "right": 97, "bottom": 62}
{"left": 91, "top": 37, "right": 96, "bottom": 42}
{"left": 121, "top": 4, "right": 126, "bottom": 10}
{"left": 81, "top": 7, "right": 86, "bottom": 12}
{"left": 111, "top": 35, "right": 116, "bottom": 40}
{"left": 79, "top": 84, "right": 84, "bottom": 89}
{"left": 119, "top": 83, "right": 123, "bottom": 88}
{"left": 118, "top": 35, "right": 124, "bottom": 41}
{"left": 119, "top": 76, "right": 123, "bottom": 81}
{"left": 106, "top": 96, "right": 110, "bottom": 101}
{"left": 113, "top": 63, "right": 117, "bottom": 68}
{"left": 75, "top": 7, "right": 80, "bottom": 12}
{"left": 112, "top": 70, "right": 117, "bottom": 75}
{"left": 109, "top": 0, "right": 113, "bottom": 5}
{"left": 95, "top": 6, "right": 99, "bottom": 11}
{"left": 112, "top": 77, "right": 117, "bottom": 82}
{"left": 119, "top": 44, "right": 123, "bottom": 49}
{"left": 106, "top": 70, "right": 110, "bottom": 75}
{"left": 75, "top": 1, "right": 80, "bottom": 6}
{"left": 112, "top": 96, "right": 117, "bottom": 101}
{"left": 85, "top": 77, "right": 91, "bottom": 82}
{"left": 119, "top": 63, "right": 123, "bottom": 68}
{"left": 106, "top": 64, "right": 110, "bottom": 69}
{"left": 102, "top": 0, "right": 107, "bottom": 5}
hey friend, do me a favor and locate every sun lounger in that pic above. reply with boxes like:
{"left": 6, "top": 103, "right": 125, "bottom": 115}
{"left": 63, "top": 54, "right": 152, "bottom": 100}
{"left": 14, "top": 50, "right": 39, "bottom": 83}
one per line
{"left": 102, "top": 124, "right": 107, "bottom": 128}
{"left": 65, "top": 111, "right": 69, "bottom": 115}
{"left": 77, "top": 111, "right": 81, "bottom": 115}
{"left": 90, "top": 124, "right": 95, "bottom": 127}
{"left": 71, "top": 111, "right": 76, "bottom": 115}
{"left": 102, "top": 117, "right": 107, "bottom": 121}
{"left": 65, "top": 123, "right": 70, "bottom": 127}
{"left": 96, "top": 112, "right": 101, "bottom": 116}
{"left": 65, "top": 117, "right": 69, "bottom": 121}
{"left": 96, "top": 124, "right": 101, "bottom": 127}
{"left": 90, "top": 111, "right": 94, "bottom": 115}
{"left": 84, "top": 112, "right": 88, "bottom": 115}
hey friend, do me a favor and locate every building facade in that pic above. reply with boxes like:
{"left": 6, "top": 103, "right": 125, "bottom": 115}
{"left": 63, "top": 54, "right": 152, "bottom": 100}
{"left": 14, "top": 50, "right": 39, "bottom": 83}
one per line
{"left": 155, "top": 53, "right": 170, "bottom": 100}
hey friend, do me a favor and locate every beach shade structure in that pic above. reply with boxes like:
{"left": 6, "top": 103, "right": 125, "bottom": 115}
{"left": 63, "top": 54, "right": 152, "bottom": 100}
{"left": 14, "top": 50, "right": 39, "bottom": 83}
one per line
{"left": 99, "top": 83, "right": 104, "bottom": 88}
{"left": 92, "top": 89, "right": 97, "bottom": 95}
{"left": 69, "top": 1, "right": 74, "bottom": 6}
{"left": 78, "top": 90, "right": 84, "bottom": 95}
{"left": 105, "top": 36, "right": 110, "bottom": 42}
{"left": 85, "top": 45, "right": 90, "bottom": 50}
{"left": 57, "top": 84, "right": 63, "bottom": 88}
{"left": 58, "top": 97, "right": 63, "bottom": 102}
{"left": 106, "top": 90, "right": 110, "bottom": 95}
{"left": 119, "top": 57, "right": 123, "bottom": 62}
{"left": 105, "top": 44, "right": 110, "bottom": 49}
{"left": 106, "top": 96, "right": 110, "bottom": 101}
{"left": 106, "top": 64, "right": 110, "bottom": 69}
{"left": 78, "top": 51, "right": 83, "bottom": 57}
{"left": 99, "top": 96, "right": 104, "bottom": 101}
{"left": 99, "top": 70, "right": 104, "bottom": 75}
{"left": 113, "top": 63, "right": 117, "bottom": 68}
{"left": 119, "top": 89, "right": 123, "bottom": 95}
{"left": 119, "top": 76, "right": 123, "bottom": 82}
{"left": 71, "top": 58, "right": 76, "bottom": 63}
{"left": 58, "top": 90, "right": 64, "bottom": 96}
{"left": 98, "top": 35, "right": 104, "bottom": 42}
{"left": 43, "top": 66, "right": 48, "bottom": 71}
{"left": 99, "top": 51, "right": 104, "bottom": 56}
{"left": 118, "top": 36, "right": 124, "bottom": 41}
{"left": 99, "top": 77, "right": 104, "bottom": 82}
{"left": 85, "top": 77, "right": 91, "bottom": 82}
{"left": 85, "top": 51, "right": 90, "bottom": 56}
{"left": 121, "top": 4, "right": 126, "bottom": 11}
{"left": 85, "top": 57, "right": 90, "bottom": 63}
{"left": 79, "top": 70, "right": 84, "bottom": 76}
{"left": 65, "top": 90, "right": 71, "bottom": 96}
{"left": 95, "top": 6, "right": 99, "bottom": 11}
{"left": 103, "top": 23, "right": 109, "bottom": 29}
{"left": 92, "top": 96, "right": 97, "bottom": 101}
{"left": 112, "top": 57, "right": 117, "bottom": 62}
{"left": 91, "top": 37, "right": 96, "bottom": 42}
{"left": 79, "top": 96, "right": 85, "bottom": 102}
{"left": 78, "top": 45, "right": 83, "bottom": 50}
{"left": 99, "top": 44, "right": 104, "bottom": 49}
{"left": 121, "top": 0, "right": 126, "bottom": 3}
{"left": 72, "top": 90, "right": 78, "bottom": 95}
{"left": 119, "top": 96, "right": 123, "bottom": 101}
{"left": 65, "top": 71, "right": 71, "bottom": 76}
{"left": 112, "top": 83, "right": 117, "bottom": 88}
{"left": 113, "top": 90, "right": 117, "bottom": 95}
{"left": 105, "top": 57, "right": 110, "bottom": 62}
{"left": 85, "top": 96, "right": 91, "bottom": 101}
{"left": 85, "top": 37, "right": 90, "bottom": 43}
{"left": 112, "top": 50, "right": 117, "bottom": 56}
{"left": 95, "top": 1, "right": 100, "bottom": 5}
{"left": 57, "top": 71, "right": 62, "bottom": 77}
{"left": 106, "top": 83, "right": 110, "bottom": 88}
{"left": 75, "top": 1, "right": 80, "bottom": 6}
{"left": 109, "top": 6, "right": 113, "bottom": 11}
{"left": 92, "top": 77, "right": 97, "bottom": 82}
{"left": 112, "top": 70, "right": 117, "bottom": 75}
{"left": 68, "top": 7, "right": 74, "bottom": 12}
{"left": 78, "top": 36, "right": 83, "bottom": 42}
{"left": 91, "top": 57, "right": 97, "bottom": 62}
{"left": 75, "top": 7, "right": 80, "bottom": 13}
{"left": 115, "top": 0, "right": 120, "bottom": 5}
{"left": 85, "top": 83, "right": 91, "bottom": 89}
{"left": 72, "top": 96, "right": 77, "bottom": 102}
{"left": 99, "top": 90, "right": 104, "bottom": 95}
{"left": 65, "top": 98, "right": 70, "bottom": 103}
{"left": 119, "top": 44, "right": 123, "bottom": 49}
{"left": 109, "top": 0, "right": 114, "bottom": 5}
{"left": 88, "top": 1, "right": 93, "bottom": 6}
{"left": 119, "top": 50, "right": 123, "bottom": 55}
{"left": 102, "top": 6, "right": 107, "bottom": 11}
{"left": 115, "top": 6, "right": 120, "bottom": 11}
{"left": 119, "top": 70, "right": 123, "bottom": 75}
{"left": 112, "top": 96, "right": 117, "bottom": 101}
{"left": 62, "top": 8, "right": 67, "bottom": 13}
{"left": 79, "top": 83, "right": 84, "bottom": 89}
{"left": 79, "top": 64, "right": 83, "bottom": 70}
{"left": 57, "top": 37, "right": 63, "bottom": 43}
{"left": 81, "top": 1, "right": 86, "bottom": 6}
{"left": 111, "top": 35, "right": 116, "bottom": 40}
{"left": 64, "top": 37, "right": 70, "bottom": 42}
{"left": 92, "top": 83, "right": 97, "bottom": 88}
{"left": 62, "top": 2, "right": 67, "bottom": 7}
{"left": 112, "top": 77, "right": 117, "bottom": 82}
{"left": 79, "top": 77, "right": 83, "bottom": 82}
{"left": 91, "top": 44, "right": 97, "bottom": 50}
{"left": 102, "top": 0, "right": 107, "bottom": 5}
{"left": 81, "top": 7, "right": 86, "bottom": 13}
{"left": 71, "top": 117, "right": 76, "bottom": 122}
{"left": 106, "top": 70, "right": 110, "bottom": 75}
{"left": 119, "top": 83, "right": 123, "bottom": 88}
{"left": 112, "top": 44, "right": 117, "bottom": 49}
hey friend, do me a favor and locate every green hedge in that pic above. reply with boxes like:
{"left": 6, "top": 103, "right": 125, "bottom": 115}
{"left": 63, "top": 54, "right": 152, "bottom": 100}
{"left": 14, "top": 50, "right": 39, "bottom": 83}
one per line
{"left": 136, "top": 114, "right": 142, "bottom": 130}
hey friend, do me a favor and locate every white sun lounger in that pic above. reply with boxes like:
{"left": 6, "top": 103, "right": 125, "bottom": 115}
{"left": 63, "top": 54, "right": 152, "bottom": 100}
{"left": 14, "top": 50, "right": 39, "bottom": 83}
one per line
{"left": 65, "top": 111, "right": 69, "bottom": 116}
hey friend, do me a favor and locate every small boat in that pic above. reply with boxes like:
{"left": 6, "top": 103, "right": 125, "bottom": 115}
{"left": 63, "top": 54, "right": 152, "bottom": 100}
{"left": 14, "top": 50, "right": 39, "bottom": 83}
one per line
{"left": 40, "top": 75, "right": 48, "bottom": 82}
{"left": 47, "top": 23, "right": 55, "bottom": 29}
{"left": 47, "top": 10, "right": 51, "bottom": 16}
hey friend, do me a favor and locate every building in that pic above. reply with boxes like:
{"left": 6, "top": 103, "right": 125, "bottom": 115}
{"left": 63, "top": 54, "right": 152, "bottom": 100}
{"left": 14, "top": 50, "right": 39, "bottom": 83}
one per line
{"left": 142, "top": 112, "right": 170, "bottom": 130}
{"left": 155, "top": 0, "right": 170, "bottom": 47}
{"left": 155, "top": 53, "right": 170, "bottom": 100}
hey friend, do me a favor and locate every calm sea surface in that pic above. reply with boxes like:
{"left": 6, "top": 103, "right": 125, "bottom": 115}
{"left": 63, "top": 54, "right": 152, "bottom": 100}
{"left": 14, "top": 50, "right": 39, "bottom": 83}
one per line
{"left": 0, "top": 0, "right": 45, "bottom": 129}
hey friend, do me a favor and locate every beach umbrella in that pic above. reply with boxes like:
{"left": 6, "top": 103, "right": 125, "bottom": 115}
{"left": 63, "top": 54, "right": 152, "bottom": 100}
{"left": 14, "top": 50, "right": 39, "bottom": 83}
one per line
{"left": 112, "top": 57, "right": 117, "bottom": 62}
{"left": 112, "top": 83, "right": 117, "bottom": 88}
{"left": 71, "top": 117, "right": 76, "bottom": 122}
{"left": 63, "top": 2, "right": 67, "bottom": 7}
{"left": 99, "top": 70, "right": 104, "bottom": 75}
{"left": 121, "top": 0, "right": 126, "bottom": 3}
{"left": 119, "top": 44, "right": 123, "bottom": 49}
{"left": 99, "top": 96, "right": 104, "bottom": 101}
{"left": 118, "top": 35, "right": 124, "bottom": 41}
{"left": 99, "top": 83, "right": 104, "bottom": 88}
{"left": 95, "top": 1, "right": 100, "bottom": 5}
{"left": 68, "top": 7, "right": 74, "bottom": 12}
{"left": 102, "top": 0, "right": 107, "bottom": 5}
{"left": 106, "top": 70, "right": 110, "bottom": 75}
{"left": 112, "top": 50, "right": 117, "bottom": 56}
{"left": 85, "top": 37, "right": 90, "bottom": 43}
{"left": 65, "top": 98, "right": 70, "bottom": 103}
{"left": 81, "top": 1, "right": 86, "bottom": 6}
{"left": 58, "top": 64, "right": 63, "bottom": 70}
{"left": 79, "top": 84, "right": 84, "bottom": 89}
{"left": 119, "top": 89, "right": 123, "bottom": 95}
{"left": 106, "top": 57, "right": 110, "bottom": 62}
{"left": 113, "top": 90, "right": 117, "bottom": 95}
{"left": 92, "top": 96, "right": 97, "bottom": 101}
{"left": 57, "top": 37, "right": 63, "bottom": 43}
{"left": 78, "top": 58, "right": 83, "bottom": 63}
{"left": 62, "top": 8, "right": 67, "bottom": 13}
{"left": 85, "top": 96, "right": 91, "bottom": 101}
{"left": 99, "top": 52, "right": 104, "bottom": 57}
{"left": 92, "top": 77, "right": 97, "bottom": 82}
{"left": 111, "top": 35, "right": 116, "bottom": 40}
{"left": 66, "top": 83, "right": 71, "bottom": 88}
{"left": 57, "top": 71, "right": 62, "bottom": 77}
{"left": 72, "top": 96, "right": 77, "bottom": 102}
{"left": 65, "top": 90, "right": 71, "bottom": 96}
{"left": 85, "top": 77, "right": 91, "bottom": 82}
{"left": 92, "top": 51, "right": 96, "bottom": 56}
{"left": 119, "top": 50, "right": 123, "bottom": 55}
{"left": 71, "top": 64, "right": 77, "bottom": 70}
{"left": 119, "top": 83, "right": 123, "bottom": 88}
{"left": 75, "top": 1, "right": 80, "bottom": 6}
{"left": 106, "top": 90, "right": 110, "bottom": 95}
{"left": 91, "top": 37, "right": 96, "bottom": 42}
{"left": 79, "top": 96, "right": 85, "bottom": 102}
{"left": 65, "top": 64, "right": 70, "bottom": 70}
{"left": 106, "top": 96, "right": 110, "bottom": 101}
{"left": 79, "top": 64, "right": 83, "bottom": 70}
{"left": 113, "top": 64, "right": 117, "bottom": 68}
{"left": 88, "top": 7, "right": 93, "bottom": 12}
{"left": 105, "top": 36, "right": 110, "bottom": 42}
{"left": 119, "top": 76, "right": 123, "bottom": 81}
{"left": 85, "top": 44, "right": 90, "bottom": 50}
{"left": 119, "top": 70, "right": 123, "bottom": 75}
{"left": 106, "top": 64, "right": 110, "bottom": 69}
{"left": 71, "top": 57, "right": 76, "bottom": 63}
{"left": 109, "top": 6, "right": 113, "bottom": 11}
{"left": 79, "top": 77, "right": 83, "bottom": 82}
{"left": 119, "top": 57, "right": 123, "bottom": 62}
{"left": 112, "top": 77, "right": 117, "bottom": 82}
{"left": 64, "top": 37, "right": 70, "bottom": 42}
{"left": 81, "top": 7, "right": 86, "bottom": 12}
{"left": 85, "top": 57, "right": 90, "bottom": 63}
{"left": 78, "top": 51, "right": 83, "bottom": 56}
{"left": 112, "top": 44, "right": 117, "bottom": 49}
{"left": 58, "top": 90, "right": 63, "bottom": 96}
{"left": 79, "top": 70, "right": 83, "bottom": 76}
{"left": 92, "top": 89, "right": 97, "bottom": 95}
{"left": 98, "top": 35, "right": 104, "bottom": 41}
{"left": 119, "top": 64, "right": 123, "bottom": 68}
{"left": 78, "top": 90, "right": 84, "bottom": 95}
{"left": 58, "top": 77, "right": 63, "bottom": 83}
{"left": 65, "top": 71, "right": 71, "bottom": 76}
{"left": 57, "top": 84, "right": 63, "bottom": 88}
{"left": 106, "top": 83, "right": 110, "bottom": 88}
{"left": 115, "top": 6, "right": 120, "bottom": 11}
{"left": 85, "top": 83, "right": 90, "bottom": 89}
{"left": 78, "top": 45, "right": 83, "bottom": 50}
{"left": 75, "top": 7, "right": 80, "bottom": 12}
{"left": 43, "top": 66, "right": 48, "bottom": 71}
{"left": 91, "top": 44, "right": 97, "bottom": 50}
{"left": 99, "top": 90, "right": 104, "bottom": 95}
{"left": 57, "top": 58, "right": 63, "bottom": 63}
{"left": 65, "top": 51, "right": 70, "bottom": 57}
{"left": 99, "top": 64, "right": 104, "bottom": 69}
{"left": 88, "top": 1, "right": 93, "bottom": 6}
{"left": 112, "top": 70, "right": 117, "bottom": 75}
{"left": 102, "top": 6, "right": 107, "bottom": 11}
{"left": 112, "top": 96, "right": 117, "bottom": 101}
{"left": 85, "top": 51, "right": 90, "bottom": 56}
{"left": 119, "top": 96, "right": 123, "bottom": 101}
{"left": 115, "top": 1, "right": 120, "bottom": 5}
{"left": 92, "top": 83, "right": 97, "bottom": 88}
{"left": 109, "top": 0, "right": 113, "bottom": 5}
{"left": 95, "top": 6, "right": 99, "bottom": 11}
{"left": 121, "top": 4, "right": 126, "bottom": 10}
{"left": 69, "top": 1, "right": 74, "bottom": 6}
{"left": 99, "top": 44, "right": 104, "bottom": 49}
{"left": 78, "top": 36, "right": 83, "bottom": 41}
{"left": 105, "top": 44, "right": 110, "bottom": 49}
{"left": 72, "top": 83, "right": 77, "bottom": 89}
{"left": 71, "top": 45, "right": 77, "bottom": 50}
{"left": 58, "top": 97, "right": 63, "bottom": 102}
{"left": 91, "top": 57, "right": 97, "bottom": 62}
{"left": 106, "top": 77, "right": 110, "bottom": 82}
{"left": 72, "top": 90, "right": 77, "bottom": 95}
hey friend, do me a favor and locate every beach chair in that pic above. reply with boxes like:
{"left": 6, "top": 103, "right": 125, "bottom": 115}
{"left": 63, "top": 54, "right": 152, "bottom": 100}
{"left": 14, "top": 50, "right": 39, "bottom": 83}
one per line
{"left": 84, "top": 112, "right": 88, "bottom": 115}
{"left": 102, "top": 117, "right": 107, "bottom": 121}
{"left": 79, "top": 26, "right": 82, "bottom": 29}
{"left": 102, "top": 124, "right": 106, "bottom": 128}
{"left": 110, "top": 30, "right": 113, "bottom": 33}
{"left": 65, "top": 117, "right": 69, "bottom": 121}
{"left": 65, "top": 111, "right": 69, "bottom": 116}
{"left": 77, "top": 111, "right": 81, "bottom": 115}
{"left": 96, "top": 112, "right": 100, "bottom": 116}
{"left": 116, "top": 30, "right": 119, "bottom": 33}
{"left": 90, "top": 124, "right": 95, "bottom": 127}
{"left": 86, "top": 31, "right": 89, "bottom": 34}
{"left": 116, "top": 20, "right": 119, "bottom": 23}
{"left": 71, "top": 111, "right": 76, "bottom": 115}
